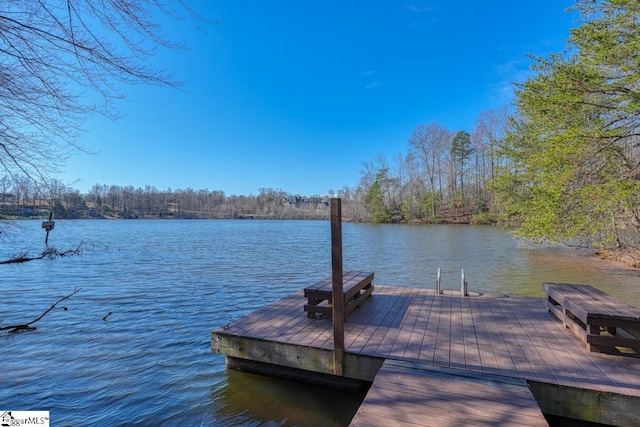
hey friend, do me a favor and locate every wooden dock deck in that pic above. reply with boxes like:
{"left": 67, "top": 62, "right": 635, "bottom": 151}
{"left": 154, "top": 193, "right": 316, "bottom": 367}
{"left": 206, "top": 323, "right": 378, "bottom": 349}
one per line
{"left": 350, "top": 360, "right": 547, "bottom": 426}
{"left": 212, "top": 285, "right": 640, "bottom": 426}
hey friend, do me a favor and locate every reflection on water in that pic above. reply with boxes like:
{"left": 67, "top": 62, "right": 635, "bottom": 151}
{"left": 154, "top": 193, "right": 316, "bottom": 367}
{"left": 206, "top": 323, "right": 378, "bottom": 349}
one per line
{"left": 210, "top": 370, "right": 368, "bottom": 427}
{"left": 1, "top": 219, "right": 639, "bottom": 425}
{"left": 343, "top": 224, "right": 640, "bottom": 304}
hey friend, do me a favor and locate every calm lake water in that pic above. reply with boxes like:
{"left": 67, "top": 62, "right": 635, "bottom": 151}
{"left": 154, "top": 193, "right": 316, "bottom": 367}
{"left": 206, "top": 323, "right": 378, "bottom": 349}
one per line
{"left": 1, "top": 219, "right": 639, "bottom": 426}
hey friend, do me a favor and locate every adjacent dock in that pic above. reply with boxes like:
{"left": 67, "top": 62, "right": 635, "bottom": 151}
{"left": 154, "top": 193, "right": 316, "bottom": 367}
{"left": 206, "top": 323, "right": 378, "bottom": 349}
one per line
{"left": 212, "top": 285, "right": 640, "bottom": 426}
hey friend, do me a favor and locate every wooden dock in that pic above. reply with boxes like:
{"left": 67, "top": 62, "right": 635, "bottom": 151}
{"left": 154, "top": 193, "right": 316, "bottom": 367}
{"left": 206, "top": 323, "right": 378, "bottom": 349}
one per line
{"left": 212, "top": 285, "right": 640, "bottom": 426}
{"left": 350, "top": 360, "right": 547, "bottom": 426}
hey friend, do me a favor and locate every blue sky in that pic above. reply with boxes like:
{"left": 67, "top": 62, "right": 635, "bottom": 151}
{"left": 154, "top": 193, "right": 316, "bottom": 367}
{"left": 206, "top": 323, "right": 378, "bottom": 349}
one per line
{"left": 64, "top": 1, "right": 578, "bottom": 196}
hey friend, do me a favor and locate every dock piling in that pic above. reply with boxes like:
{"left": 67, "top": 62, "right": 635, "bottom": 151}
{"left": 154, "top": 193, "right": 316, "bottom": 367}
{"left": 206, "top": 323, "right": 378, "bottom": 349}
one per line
{"left": 330, "top": 198, "right": 344, "bottom": 376}
{"left": 461, "top": 269, "right": 468, "bottom": 296}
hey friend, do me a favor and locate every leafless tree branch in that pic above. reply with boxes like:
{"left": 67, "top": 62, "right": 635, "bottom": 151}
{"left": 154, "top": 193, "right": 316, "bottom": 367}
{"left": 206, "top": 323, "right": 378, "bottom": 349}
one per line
{"left": 0, "top": 242, "right": 84, "bottom": 264}
{"left": 0, "top": 287, "right": 80, "bottom": 333}
{"left": 0, "top": 1, "right": 204, "bottom": 192}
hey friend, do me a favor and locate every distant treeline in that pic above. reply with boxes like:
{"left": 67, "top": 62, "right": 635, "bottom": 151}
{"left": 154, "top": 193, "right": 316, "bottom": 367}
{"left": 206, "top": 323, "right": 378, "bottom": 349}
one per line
{"left": 0, "top": 169, "right": 497, "bottom": 225}
{"left": 0, "top": 179, "right": 332, "bottom": 220}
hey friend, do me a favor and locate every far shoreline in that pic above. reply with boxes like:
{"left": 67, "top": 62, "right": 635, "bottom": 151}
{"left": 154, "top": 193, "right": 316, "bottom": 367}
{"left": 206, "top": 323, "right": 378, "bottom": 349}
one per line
{"left": 6, "top": 215, "right": 639, "bottom": 270}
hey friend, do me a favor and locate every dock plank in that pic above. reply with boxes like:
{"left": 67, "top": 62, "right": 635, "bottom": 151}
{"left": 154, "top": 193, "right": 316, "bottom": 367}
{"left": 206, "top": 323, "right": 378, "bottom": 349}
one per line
{"left": 350, "top": 360, "right": 547, "bottom": 427}
{"left": 347, "top": 286, "right": 405, "bottom": 354}
{"left": 369, "top": 287, "right": 416, "bottom": 356}
{"left": 500, "top": 297, "right": 558, "bottom": 384}
{"left": 491, "top": 297, "right": 538, "bottom": 380}
{"left": 460, "top": 296, "right": 482, "bottom": 371}
{"left": 416, "top": 289, "right": 443, "bottom": 365}
{"left": 389, "top": 289, "right": 427, "bottom": 359}
{"left": 432, "top": 292, "right": 453, "bottom": 367}
{"left": 426, "top": 295, "right": 451, "bottom": 366}
{"left": 482, "top": 296, "right": 522, "bottom": 378}
{"left": 402, "top": 290, "right": 435, "bottom": 362}
{"left": 449, "top": 293, "right": 467, "bottom": 370}
{"left": 526, "top": 296, "right": 596, "bottom": 389}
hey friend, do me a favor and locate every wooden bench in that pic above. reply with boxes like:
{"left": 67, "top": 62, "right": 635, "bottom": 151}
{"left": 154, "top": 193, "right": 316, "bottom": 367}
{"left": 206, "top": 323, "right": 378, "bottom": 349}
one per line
{"left": 304, "top": 271, "right": 374, "bottom": 318}
{"left": 544, "top": 282, "right": 640, "bottom": 354}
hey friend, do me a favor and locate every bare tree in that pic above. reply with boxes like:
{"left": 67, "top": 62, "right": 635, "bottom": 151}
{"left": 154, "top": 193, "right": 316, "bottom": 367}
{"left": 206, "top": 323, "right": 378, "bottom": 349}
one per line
{"left": 402, "top": 152, "right": 423, "bottom": 220}
{"left": 472, "top": 106, "right": 510, "bottom": 209}
{"left": 408, "top": 123, "right": 451, "bottom": 217}
{"left": 473, "top": 106, "right": 510, "bottom": 183}
{"left": 373, "top": 153, "right": 397, "bottom": 213}
{"left": 392, "top": 151, "right": 407, "bottom": 217}
{"left": 0, "top": 1, "right": 201, "bottom": 191}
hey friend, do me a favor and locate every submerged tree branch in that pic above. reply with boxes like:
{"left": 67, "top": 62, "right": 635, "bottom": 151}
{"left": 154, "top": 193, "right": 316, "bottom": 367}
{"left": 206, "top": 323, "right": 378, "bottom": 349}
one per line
{"left": 0, "top": 243, "right": 83, "bottom": 264}
{"left": 0, "top": 287, "right": 80, "bottom": 333}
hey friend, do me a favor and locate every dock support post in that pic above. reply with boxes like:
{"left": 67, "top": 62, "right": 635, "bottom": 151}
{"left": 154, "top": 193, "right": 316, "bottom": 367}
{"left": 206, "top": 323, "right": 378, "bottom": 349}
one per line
{"left": 330, "top": 198, "right": 344, "bottom": 376}
{"left": 461, "top": 269, "right": 468, "bottom": 296}
{"left": 436, "top": 268, "right": 442, "bottom": 295}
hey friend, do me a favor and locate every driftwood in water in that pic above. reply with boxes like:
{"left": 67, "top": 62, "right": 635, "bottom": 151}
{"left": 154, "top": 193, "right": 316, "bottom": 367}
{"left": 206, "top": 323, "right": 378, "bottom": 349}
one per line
{"left": 0, "top": 244, "right": 83, "bottom": 265}
{"left": 0, "top": 288, "right": 80, "bottom": 334}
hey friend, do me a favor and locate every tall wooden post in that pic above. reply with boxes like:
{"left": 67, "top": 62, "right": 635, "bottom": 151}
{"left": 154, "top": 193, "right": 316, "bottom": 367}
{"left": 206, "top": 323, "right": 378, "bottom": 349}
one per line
{"left": 331, "top": 198, "right": 344, "bottom": 376}
{"left": 42, "top": 211, "right": 55, "bottom": 246}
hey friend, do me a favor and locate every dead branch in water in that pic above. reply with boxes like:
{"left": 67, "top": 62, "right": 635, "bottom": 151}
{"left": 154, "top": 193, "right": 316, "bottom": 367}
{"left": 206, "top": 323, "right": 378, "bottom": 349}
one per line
{"left": 0, "top": 288, "right": 80, "bottom": 334}
{"left": 0, "top": 243, "right": 84, "bottom": 265}
{"left": 0, "top": 252, "right": 46, "bottom": 264}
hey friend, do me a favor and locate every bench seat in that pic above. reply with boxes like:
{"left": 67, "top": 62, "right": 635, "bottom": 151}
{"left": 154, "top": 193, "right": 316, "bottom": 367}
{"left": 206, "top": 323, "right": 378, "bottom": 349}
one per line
{"left": 544, "top": 282, "right": 640, "bottom": 354}
{"left": 304, "top": 271, "right": 374, "bottom": 318}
